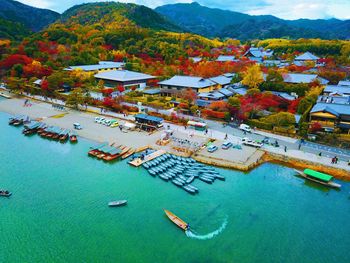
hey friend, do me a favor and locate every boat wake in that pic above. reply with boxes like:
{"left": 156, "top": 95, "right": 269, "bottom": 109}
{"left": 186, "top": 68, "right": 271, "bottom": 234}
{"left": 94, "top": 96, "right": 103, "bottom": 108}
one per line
{"left": 185, "top": 217, "right": 228, "bottom": 240}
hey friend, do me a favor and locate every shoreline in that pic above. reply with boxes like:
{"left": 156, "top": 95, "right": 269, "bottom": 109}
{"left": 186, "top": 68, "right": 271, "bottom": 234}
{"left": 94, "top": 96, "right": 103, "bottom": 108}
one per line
{"left": 1, "top": 95, "right": 349, "bottom": 181}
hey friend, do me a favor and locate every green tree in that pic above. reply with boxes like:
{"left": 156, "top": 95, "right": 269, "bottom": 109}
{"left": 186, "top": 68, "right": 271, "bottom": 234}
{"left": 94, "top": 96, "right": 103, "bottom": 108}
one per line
{"left": 65, "top": 88, "right": 85, "bottom": 110}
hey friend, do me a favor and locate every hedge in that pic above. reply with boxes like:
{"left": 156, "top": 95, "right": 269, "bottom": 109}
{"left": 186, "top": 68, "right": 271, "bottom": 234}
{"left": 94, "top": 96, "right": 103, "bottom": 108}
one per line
{"left": 247, "top": 119, "right": 273, "bottom": 130}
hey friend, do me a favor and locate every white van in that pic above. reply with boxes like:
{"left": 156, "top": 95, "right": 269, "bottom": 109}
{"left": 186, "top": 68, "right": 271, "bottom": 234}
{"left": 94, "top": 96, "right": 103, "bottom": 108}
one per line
{"left": 239, "top": 124, "right": 252, "bottom": 133}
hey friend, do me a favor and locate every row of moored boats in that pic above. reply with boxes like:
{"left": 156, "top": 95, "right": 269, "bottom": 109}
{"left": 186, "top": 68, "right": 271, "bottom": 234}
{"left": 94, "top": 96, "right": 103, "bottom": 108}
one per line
{"left": 88, "top": 142, "right": 135, "bottom": 162}
{"left": 142, "top": 153, "right": 225, "bottom": 194}
{"left": 9, "top": 115, "right": 78, "bottom": 143}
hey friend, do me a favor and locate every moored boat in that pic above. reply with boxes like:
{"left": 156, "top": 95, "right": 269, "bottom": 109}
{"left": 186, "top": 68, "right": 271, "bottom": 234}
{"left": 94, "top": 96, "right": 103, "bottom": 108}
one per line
{"left": 122, "top": 149, "right": 135, "bottom": 159}
{"left": 0, "top": 190, "right": 12, "bottom": 197}
{"left": 69, "top": 131, "right": 78, "bottom": 143}
{"left": 295, "top": 169, "right": 341, "bottom": 189}
{"left": 108, "top": 200, "right": 127, "bottom": 207}
{"left": 88, "top": 142, "right": 108, "bottom": 156}
{"left": 164, "top": 210, "right": 189, "bottom": 231}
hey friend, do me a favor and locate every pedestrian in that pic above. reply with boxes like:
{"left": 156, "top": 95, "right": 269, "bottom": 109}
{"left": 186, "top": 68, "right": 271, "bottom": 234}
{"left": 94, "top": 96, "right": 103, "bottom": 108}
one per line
{"left": 298, "top": 144, "right": 301, "bottom": 150}
{"left": 225, "top": 133, "right": 228, "bottom": 140}
{"left": 100, "top": 108, "right": 103, "bottom": 113}
{"left": 348, "top": 160, "right": 350, "bottom": 166}
{"left": 318, "top": 152, "right": 322, "bottom": 157}
{"left": 284, "top": 146, "right": 287, "bottom": 152}
{"left": 335, "top": 156, "right": 338, "bottom": 164}
{"left": 331, "top": 157, "right": 335, "bottom": 164}
{"left": 184, "top": 126, "right": 187, "bottom": 130}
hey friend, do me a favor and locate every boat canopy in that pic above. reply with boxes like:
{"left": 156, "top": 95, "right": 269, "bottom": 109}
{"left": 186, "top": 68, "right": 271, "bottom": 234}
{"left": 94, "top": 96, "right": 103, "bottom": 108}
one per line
{"left": 91, "top": 142, "right": 108, "bottom": 150}
{"left": 304, "top": 169, "right": 333, "bottom": 182}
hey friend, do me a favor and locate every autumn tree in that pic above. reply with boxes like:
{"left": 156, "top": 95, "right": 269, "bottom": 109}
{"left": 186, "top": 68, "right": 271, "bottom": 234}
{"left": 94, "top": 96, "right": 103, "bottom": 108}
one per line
{"left": 241, "top": 64, "right": 263, "bottom": 89}
{"left": 180, "top": 88, "right": 197, "bottom": 105}
{"left": 65, "top": 88, "right": 85, "bottom": 110}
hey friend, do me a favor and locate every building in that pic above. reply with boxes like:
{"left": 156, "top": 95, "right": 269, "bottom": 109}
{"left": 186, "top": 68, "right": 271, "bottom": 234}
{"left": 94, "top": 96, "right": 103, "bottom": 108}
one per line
{"left": 323, "top": 85, "right": 350, "bottom": 97}
{"left": 134, "top": 114, "right": 163, "bottom": 131}
{"left": 209, "top": 75, "right": 233, "bottom": 88}
{"left": 243, "top": 47, "right": 273, "bottom": 62}
{"left": 338, "top": 80, "right": 350, "bottom": 87}
{"left": 310, "top": 96, "right": 350, "bottom": 133}
{"left": 282, "top": 73, "right": 329, "bottom": 85}
{"left": 189, "top": 57, "right": 202, "bottom": 63}
{"left": 94, "top": 70, "right": 155, "bottom": 90}
{"left": 158, "top": 76, "right": 217, "bottom": 95}
{"left": 294, "top": 52, "right": 319, "bottom": 62}
{"left": 216, "top": 55, "right": 237, "bottom": 62}
{"left": 64, "top": 61, "right": 125, "bottom": 72}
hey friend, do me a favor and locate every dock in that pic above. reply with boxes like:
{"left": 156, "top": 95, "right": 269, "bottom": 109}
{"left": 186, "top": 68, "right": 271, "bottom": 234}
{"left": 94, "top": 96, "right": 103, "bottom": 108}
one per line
{"left": 129, "top": 149, "right": 166, "bottom": 167}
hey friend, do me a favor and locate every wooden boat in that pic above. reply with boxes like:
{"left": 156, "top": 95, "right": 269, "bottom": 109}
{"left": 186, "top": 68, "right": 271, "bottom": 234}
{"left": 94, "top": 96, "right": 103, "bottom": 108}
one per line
{"left": 88, "top": 142, "right": 108, "bottom": 156}
{"left": 69, "top": 131, "right": 78, "bottom": 143}
{"left": 108, "top": 200, "right": 127, "bottom": 207}
{"left": 0, "top": 190, "right": 12, "bottom": 197}
{"left": 295, "top": 169, "right": 341, "bottom": 189}
{"left": 164, "top": 210, "right": 189, "bottom": 231}
{"left": 122, "top": 149, "right": 135, "bottom": 159}
{"left": 59, "top": 130, "right": 69, "bottom": 142}
{"left": 52, "top": 128, "right": 62, "bottom": 140}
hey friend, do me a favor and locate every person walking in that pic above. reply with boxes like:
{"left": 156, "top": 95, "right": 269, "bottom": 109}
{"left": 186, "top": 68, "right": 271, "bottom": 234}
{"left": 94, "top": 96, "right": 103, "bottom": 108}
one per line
{"left": 284, "top": 146, "right": 287, "bottom": 152}
{"left": 318, "top": 152, "right": 322, "bottom": 157}
{"left": 298, "top": 143, "right": 301, "bottom": 150}
{"left": 225, "top": 133, "right": 228, "bottom": 140}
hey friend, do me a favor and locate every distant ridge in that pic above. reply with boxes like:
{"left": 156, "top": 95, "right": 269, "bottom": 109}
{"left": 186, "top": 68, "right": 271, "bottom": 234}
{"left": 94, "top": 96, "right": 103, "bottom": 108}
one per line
{"left": 155, "top": 2, "right": 350, "bottom": 40}
{"left": 0, "top": 0, "right": 60, "bottom": 32}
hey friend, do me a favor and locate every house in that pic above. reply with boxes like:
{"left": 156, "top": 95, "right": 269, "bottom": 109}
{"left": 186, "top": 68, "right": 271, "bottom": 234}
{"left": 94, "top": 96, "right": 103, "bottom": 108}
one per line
{"left": 243, "top": 47, "right": 273, "bottom": 62}
{"left": 198, "top": 91, "right": 226, "bottom": 101}
{"left": 189, "top": 57, "right": 202, "bottom": 63}
{"left": 158, "top": 76, "right": 216, "bottom": 95}
{"left": 323, "top": 85, "right": 350, "bottom": 97}
{"left": 94, "top": 70, "right": 155, "bottom": 90}
{"left": 282, "top": 73, "right": 329, "bottom": 85}
{"left": 338, "top": 80, "right": 350, "bottom": 87}
{"left": 271, "top": 91, "right": 297, "bottom": 101}
{"left": 64, "top": 61, "right": 125, "bottom": 72}
{"left": 228, "top": 87, "right": 247, "bottom": 96}
{"left": 294, "top": 52, "right": 319, "bottom": 62}
{"left": 209, "top": 75, "right": 232, "bottom": 88}
{"left": 216, "top": 55, "right": 237, "bottom": 62}
{"left": 33, "top": 79, "right": 42, "bottom": 87}
{"left": 310, "top": 97, "right": 350, "bottom": 133}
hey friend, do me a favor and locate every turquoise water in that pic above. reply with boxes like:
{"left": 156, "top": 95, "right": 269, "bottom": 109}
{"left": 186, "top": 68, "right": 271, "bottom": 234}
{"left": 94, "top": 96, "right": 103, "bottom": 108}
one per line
{"left": 1, "top": 111, "right": 350, "bottom": 263}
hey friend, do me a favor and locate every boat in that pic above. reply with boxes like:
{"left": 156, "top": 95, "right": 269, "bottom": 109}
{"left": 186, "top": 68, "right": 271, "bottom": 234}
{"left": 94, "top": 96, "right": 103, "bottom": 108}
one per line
{"left": 164, "top": 210, "right": 189, "bottom": 231}
{"left": 88, "top": 142, "right": 108, "bottom": 156}
{"left": 215, "top": 174, "right": 226, "bottom": 181}
{"left": 108, "top": 200, "right": 127, "bottom": 207}
{"left": 199, "top": 176, "right": 213, "bottom": 184}
{"left": 158, "top": 174, "right": 169, "bottom": 181}
{"left": 0, "top": 190, "right": 12, "bottom": 197}
{"left": 122, "top": 149, "right": 135, "bottom": 159}
{"left": 172, "top": 179, "right": 184, "bottom": 187}
{"left": 186, "top": 176, "right": 195, "bottom": 184}
{"left": 22, "top": 121, "right": 41, "bottom": 135}
{"left": 187, "top": 184, "right": 199, "bottom": 193}
{"left": 59, "top": 129, "right": 69, "bottom": 142}
{"left": 183, "top": 185, "right": 196, "bottom": 194}
{"left": 295, "top": 169, "right": 341, "bottom": 188}
{"left": 69, "top": 131, "right": 78, "bottom": 143}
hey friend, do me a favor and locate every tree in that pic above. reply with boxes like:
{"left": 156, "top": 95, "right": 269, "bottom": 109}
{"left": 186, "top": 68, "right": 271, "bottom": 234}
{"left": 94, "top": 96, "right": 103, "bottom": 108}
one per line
{"left": 180, "top": 88, "right": 197, "bottom": 105}
{"left": 263, "top": 112, "right": 296, "bottom": 127}
{"left": 65, "top": 88, "right": 85, "bottom": 110}
{"left": 227, "top": 96, "right": 241, "bottom": 108}
{"left": 241, "top": 64, "right": 263, "bottom": 89}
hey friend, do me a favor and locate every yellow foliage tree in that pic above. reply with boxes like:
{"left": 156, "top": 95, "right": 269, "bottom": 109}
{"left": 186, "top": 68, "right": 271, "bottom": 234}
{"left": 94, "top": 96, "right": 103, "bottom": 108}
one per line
{"left": 241, "top": 64, "right": 263, "bottom": 89}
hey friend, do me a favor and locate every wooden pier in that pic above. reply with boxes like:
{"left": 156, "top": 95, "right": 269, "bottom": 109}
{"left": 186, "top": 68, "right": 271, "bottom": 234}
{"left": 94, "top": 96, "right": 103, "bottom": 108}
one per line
{"left": 129, "top": 149, "right": 166, "bottom": 167}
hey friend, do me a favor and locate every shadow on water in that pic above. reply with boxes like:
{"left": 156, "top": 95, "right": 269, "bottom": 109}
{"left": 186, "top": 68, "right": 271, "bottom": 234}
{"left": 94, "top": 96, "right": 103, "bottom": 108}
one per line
{"left": 303, "top": 180, "right": 332, "bottom": 193}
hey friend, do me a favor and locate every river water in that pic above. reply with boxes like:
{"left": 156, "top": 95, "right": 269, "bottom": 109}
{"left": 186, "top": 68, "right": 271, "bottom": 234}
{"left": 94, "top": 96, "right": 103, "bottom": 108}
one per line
{"left": 1, "top": 111, "right": 349, "bottom": 263}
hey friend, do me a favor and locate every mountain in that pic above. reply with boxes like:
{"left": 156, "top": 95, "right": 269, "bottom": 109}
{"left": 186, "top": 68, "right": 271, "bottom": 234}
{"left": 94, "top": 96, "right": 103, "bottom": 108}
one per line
{"left": 0, "top": 17, "right": 31, "bottom": 40}
{"left": 155, "top": 2, "right": 350, "bottom": 40}
{"left": 0, "top": 0, "right": 60, "bottom": 32}
{"left": 60, "top": 2, "right": 181, "bottom": 32}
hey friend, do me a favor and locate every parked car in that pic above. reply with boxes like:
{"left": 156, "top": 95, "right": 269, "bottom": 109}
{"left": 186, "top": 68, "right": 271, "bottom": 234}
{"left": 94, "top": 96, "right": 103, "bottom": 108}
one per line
{"left": 207, "top": 145, "right": 218, "bottom": 153}
{"left": 241, "top": 137, "right": 262, "bottom": 148}
{"left": 110, "top": 121, "right": 119, "bottom": 128}
{"left": 103, "top": 119, "right": 113, "bottom": 126}
{"left": 95, "top": 117, "right": 105, "bottom": 124}
{"left": 222, "top": 142, "right": 233, "bottom": 149}
{"left": 239, "top": 124, "right": 252, "bottom": 133}
{"left": 73, "top": 123, "right": 83, "bottom": 130}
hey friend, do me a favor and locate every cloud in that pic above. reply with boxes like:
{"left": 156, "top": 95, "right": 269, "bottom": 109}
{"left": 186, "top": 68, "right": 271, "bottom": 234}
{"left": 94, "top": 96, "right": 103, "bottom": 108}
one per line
{"left": 16, "top": 0, "right": 350, "bottom": 19}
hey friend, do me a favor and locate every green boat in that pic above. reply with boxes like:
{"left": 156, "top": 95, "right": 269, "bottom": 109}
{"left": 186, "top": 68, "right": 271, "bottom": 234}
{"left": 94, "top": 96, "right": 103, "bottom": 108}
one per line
{"left": 295, "top": 169, "right": 341, "bottom": 189}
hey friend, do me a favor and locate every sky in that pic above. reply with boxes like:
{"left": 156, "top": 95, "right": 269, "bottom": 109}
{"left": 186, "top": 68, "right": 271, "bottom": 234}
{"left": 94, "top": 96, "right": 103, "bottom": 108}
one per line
{"left": 17, "top": 0, "right": 350, "bottom": 20}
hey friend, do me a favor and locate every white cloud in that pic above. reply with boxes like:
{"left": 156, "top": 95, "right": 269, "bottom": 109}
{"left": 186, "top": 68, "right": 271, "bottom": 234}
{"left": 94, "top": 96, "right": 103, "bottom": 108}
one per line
{"left": 245, "top": 0, "right": 350, "bottom": 20}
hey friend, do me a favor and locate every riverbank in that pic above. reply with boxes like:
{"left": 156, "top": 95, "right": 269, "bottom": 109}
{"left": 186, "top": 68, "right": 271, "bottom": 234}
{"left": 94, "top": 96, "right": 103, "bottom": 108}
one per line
{"left": 1, "top": 96, "right": 349, "bottom": 180}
